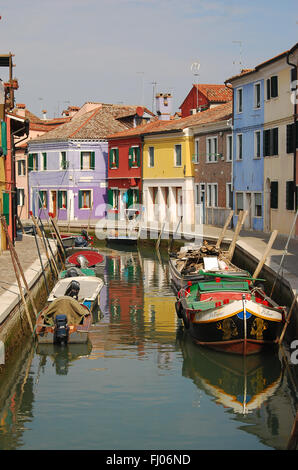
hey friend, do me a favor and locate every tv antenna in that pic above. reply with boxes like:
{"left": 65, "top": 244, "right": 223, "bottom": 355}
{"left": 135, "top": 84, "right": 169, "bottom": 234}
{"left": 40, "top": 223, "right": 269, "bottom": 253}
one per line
{"left": 191, "top": 62, "right": 200, "bottom": 109}
{"left": 151, "top": 81, "right": 157, "bottom": 114}
{"left": 232, "top": 41, "right": 243, "bottom": 72}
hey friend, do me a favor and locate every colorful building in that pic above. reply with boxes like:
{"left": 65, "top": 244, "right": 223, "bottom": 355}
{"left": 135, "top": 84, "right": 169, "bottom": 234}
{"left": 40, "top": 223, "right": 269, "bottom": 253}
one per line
{"left": 225, "top": 68, "right": 265, "bottom": 231}
{"left": 179, "top": 84, "right": 232, "bottom": 118}
{"left": 226, "top": 42, "right": 298, "bottom": 235}
{"left": 190, "top": 102, "right": 233, "bottom": 226}
{"left": 14, "top": 103, "right": 71, "bottom": 220}
{"left": 27, "top": 103, "right": 149, "bottom": 222}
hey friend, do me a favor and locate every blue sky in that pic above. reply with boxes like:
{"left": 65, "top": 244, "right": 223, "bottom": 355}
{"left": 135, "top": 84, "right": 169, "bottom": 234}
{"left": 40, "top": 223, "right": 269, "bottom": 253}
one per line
{"left": 0, "top": 0, "right": 297, "bottom": 118}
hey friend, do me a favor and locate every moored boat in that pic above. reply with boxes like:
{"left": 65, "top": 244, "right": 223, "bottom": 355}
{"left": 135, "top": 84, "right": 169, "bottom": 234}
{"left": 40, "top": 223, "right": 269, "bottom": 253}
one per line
{"left": 54, "top": 229, "right": 94, "bottom": 249}
{"left": 59, "top": 266, "right": 96, "bottom": 278}
{"left": 175, "top": 273, "right": 286, "bottom": 355}
{"left": 66, "top": 250, "right": 104, "bottom": 268}
{"left": 35, "top": 296, "right": 92, "bottom": 344}
{"left": 35, "top": 276, "right": 104, "bottom": 344}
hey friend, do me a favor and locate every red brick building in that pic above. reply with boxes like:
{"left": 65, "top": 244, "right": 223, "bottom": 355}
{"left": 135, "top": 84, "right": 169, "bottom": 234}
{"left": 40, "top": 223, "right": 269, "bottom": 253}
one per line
{"left": 190, "top": 102, "right": 233, "bottom": 227}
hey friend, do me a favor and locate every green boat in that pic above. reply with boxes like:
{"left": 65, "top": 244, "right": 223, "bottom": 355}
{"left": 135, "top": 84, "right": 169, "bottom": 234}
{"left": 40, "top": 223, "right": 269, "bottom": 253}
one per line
{"left": 59, "top": 267, "right": 96, "bottom": 278}
{"left": 175, "top": 271, "right": 286, "bottom": 355}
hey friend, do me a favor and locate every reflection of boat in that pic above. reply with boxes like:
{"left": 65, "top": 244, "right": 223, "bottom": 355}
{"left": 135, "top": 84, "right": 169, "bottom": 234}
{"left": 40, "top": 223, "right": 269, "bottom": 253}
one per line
{"left": 179, "top": 331, "right": 282, "bottom": 414}
{"left": 175, "top": 273, "right": 285, "bottom": 355}
{"left": 107, "top": 235, "right": 138, "bottom": 246}
{"left": 36, "top": 342, "right": 92, "bottom": 375}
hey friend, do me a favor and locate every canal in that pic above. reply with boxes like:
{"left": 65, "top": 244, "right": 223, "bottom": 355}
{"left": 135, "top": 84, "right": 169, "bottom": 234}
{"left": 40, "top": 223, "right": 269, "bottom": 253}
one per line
{"left": 0, "top": 245, "right": 297, "bottom": 450}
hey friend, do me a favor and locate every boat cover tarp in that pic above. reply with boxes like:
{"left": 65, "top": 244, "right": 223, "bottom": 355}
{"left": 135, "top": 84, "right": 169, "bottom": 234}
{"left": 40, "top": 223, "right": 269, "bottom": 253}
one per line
{"left": 42, "top": 296, "right": 88, "bottom": 325}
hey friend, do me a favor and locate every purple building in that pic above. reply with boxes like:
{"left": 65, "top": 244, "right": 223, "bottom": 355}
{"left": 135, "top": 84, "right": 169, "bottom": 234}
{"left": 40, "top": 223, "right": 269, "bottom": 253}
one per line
{"left": 27, "top": 103, "right": 153, "bottom": 221}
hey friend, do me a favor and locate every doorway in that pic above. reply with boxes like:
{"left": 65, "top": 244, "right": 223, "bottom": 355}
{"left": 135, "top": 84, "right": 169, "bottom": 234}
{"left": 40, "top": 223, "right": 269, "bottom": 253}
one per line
{"left": 50, "top": 190, "right": 57, "bottom": 218}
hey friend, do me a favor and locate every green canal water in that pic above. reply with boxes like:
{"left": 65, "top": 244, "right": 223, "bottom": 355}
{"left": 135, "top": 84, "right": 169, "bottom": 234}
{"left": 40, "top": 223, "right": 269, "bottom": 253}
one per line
{"left": 0, "top": 246, "right": 297, "bottom": 450}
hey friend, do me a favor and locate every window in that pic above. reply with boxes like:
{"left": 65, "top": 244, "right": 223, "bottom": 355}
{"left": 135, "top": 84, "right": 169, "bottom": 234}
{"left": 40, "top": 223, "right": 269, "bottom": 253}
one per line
{"left": 236, "top": 88, "right": 243, "bottom": 113}
{"left": 226, "top": 135, "right": 232, "bottom": 161}
{"left": 78, "top": 190, "right": 92, "bottom": 209}
{"left": 266, "top": 75, "right": 278, "bottom": 100}
{"left": 80, "top": 151, "right": 95, "bottom": 170}
{"left": 129, "top": 146, "right": 140, "bottom": 168}
{"left": 236, "top": 134, "right": 243, "bottom": 160}
{"left": 254, "top": 82, "right": 261, "bottom": 108}
{"left": 61, "top": 151, "right": 68, "bottom": 170}
{"left": 290, "top": 68, "right": 297, "bottom": 91}
{"left": 195, "top": 184, "right": 200, "bottom": 205}
{"left": 38, "top": 190, "right": 47, "bottom": 209}
{"left": 148, "top": 146, "right": 154, "bottom": 167}
{"left": 236, "top": 192, "right": 243, "bottom": 214}
{"left": 17, "top": 160, "right": 26, "bottom": 176}
{"left": 254, "top": 130, "right": 261, "bottom": 158}
{"left": 109, "top": 148, "right": 119, "bottom": 169}
{"left": 286, "top": 181, "right": 295, "bottom": 211}
{"left": 58, "top": 190, "right": 67, "bottom": 209}
{"left": 206, "top": 136, "right": 218, "bottom": 162}
{"left": 207, "top": 183, "right": 218, "bottom": 207}
{"left": 174, "top": 144, "right": 182, "bottom": 166}
{"left": 254, "top": 193, "right": 262, "bottom": 217}
{"left": 263, "top": 128, "right": 278, "bottom": 156}
{"left": 270, "top": 181, "right": 278, "bottom": 209}
{"left": 28, "top": 153, "right": 38, "bottom": 172}
{"left": 286, "top": 122, "right": 298, "bottom": 153}
{"left": 17, "top": 188, "right": 25, "bottom": 206}
{"left": 226, "top": 183, "right": 233, "bottom": 209}
{"left": 193, "top": 138, "right": 199, "bottom": 163}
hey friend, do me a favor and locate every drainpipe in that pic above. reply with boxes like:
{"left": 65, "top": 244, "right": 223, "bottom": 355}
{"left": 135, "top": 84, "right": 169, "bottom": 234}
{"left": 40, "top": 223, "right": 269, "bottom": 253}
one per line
{"left": 287, "top": 50, "right": 297, "bottom": 210}
{"left": 225, "top": 82, "right": 234, "bottom": 224}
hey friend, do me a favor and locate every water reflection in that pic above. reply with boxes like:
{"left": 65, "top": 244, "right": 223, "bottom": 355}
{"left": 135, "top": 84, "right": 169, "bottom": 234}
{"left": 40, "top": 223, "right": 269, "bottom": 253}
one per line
{"left": 178, "top": 329, "right": 282, "bottom": 415}
{"left": 0, "top": 247, "right": 297, "bottom": 450}
{"left": 36, "top": 343, "right": 92, "bottom": 375}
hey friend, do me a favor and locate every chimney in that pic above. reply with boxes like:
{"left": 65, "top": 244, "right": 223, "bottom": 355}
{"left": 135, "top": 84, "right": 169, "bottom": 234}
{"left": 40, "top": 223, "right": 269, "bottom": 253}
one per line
{"left": 42, "top": 109, "right": 47, "bottom": 120}
{"left": 15, "top": 103, "right": 26, "bottom": 117}
{"left": 155, "top": 93, "right": 172, "bottom": 120}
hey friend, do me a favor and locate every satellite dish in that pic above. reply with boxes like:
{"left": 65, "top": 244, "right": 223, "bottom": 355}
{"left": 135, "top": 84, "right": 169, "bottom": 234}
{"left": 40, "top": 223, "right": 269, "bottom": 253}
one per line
{"left": 191, "top": 62, "right": 201, "bottom": 74}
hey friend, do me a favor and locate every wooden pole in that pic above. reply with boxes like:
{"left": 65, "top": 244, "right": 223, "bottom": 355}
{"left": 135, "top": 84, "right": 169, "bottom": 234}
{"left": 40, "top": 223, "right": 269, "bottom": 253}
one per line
{"left": 252, "top": 229, "right": 278, "bottom": 279}
{"left": 30, "top": 213, "right": 59, "bottom": 278}
{"left": 168, "top": 215, "right": 183, "bottom": 253}
{"left": 0, "top": 217, "right": 34, "bottom": 332}
{"left": 278, "top": 295, "right": 297, "bottom": 346}
{"left": 215, "top": 210, "right": 234, "bottom": 249}
{"left": 226, "top": 210, "right": 247, "bottom": 260}
{"left": 156, "top": 222, "right": 166, "bottom": 251}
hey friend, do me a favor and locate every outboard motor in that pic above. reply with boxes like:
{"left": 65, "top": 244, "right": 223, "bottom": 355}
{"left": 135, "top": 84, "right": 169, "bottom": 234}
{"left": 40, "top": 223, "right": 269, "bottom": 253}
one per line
{"left": 81, "top": 229, "right": 89, "bottom": 241}
{"left": 64, "top": 280, "right": 80, "bottom": 300}
{"left": 77, "top": 255, "right": 89, "bottom": 269}
{"left": 54, "top": 314, "right": 69, "bottom": 344}
{"left": 74, "top": 235, "right": 88, "bottom": 247}
{"left": 65, "top": 267, "right": 80, "bottom": 278}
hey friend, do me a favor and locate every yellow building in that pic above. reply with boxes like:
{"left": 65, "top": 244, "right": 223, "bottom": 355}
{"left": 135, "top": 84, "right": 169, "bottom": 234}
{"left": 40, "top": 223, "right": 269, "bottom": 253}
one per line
{"left": 262, "top": 45, "right": 298, "bottom": 235}
{"left": 142, "top": 124, "right": 195, "bottom": 228}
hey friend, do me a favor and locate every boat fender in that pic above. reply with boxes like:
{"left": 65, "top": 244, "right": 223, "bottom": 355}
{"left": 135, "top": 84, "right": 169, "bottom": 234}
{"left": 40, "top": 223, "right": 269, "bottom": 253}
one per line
{"left": 175, "top": 301, "right": 183, "bottom": 319}
{"left": 182, "top": 309, "right": 190, "bottom": 329}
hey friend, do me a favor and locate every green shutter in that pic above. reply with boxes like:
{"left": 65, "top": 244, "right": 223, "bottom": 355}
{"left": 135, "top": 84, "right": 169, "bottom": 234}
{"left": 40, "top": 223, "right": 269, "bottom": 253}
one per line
{"left": 38, "top": 191, "right": 43, "bottom": 209}
{"left": 80, "top": 153, "right": 83, "bottom": 170}
{"left": 1, "top": 121, "right": 7, "bottom": 156}
{"left": 2, "top": 192, "right": 9, "bottom": 225}
{"left": 43, "top": 152, "right": 47, "bottom": 170}
{"left": 127, "top": 188, "right": 133, "bottom": 208}
{"left": 91, "top": 152, "right": 95, "bottom": 170}
{"left": 35, "top": 154, "right": 38, "bottom": 171}
{"left": 115, "top": 148, "right": 119, "bottom": 168}
{"left": 78, "top": 190, "right": 82, "bottom": 209}
{"left": 64, "top": 191, "right": 68, "bottom": 208}
{"left": 58, "top": 190, "right": 62, "bottom": 209}
{"left": 107, "top": 189, "right": 113, "bottom": 207}
{"left": 128, "top": 148, "right": 133, "bottom": 168}
{"left": 28, "top": 153, "right": 33, "bottom": 172}
{"left": 136, "top": 147, "right": 140, "bottom": 167}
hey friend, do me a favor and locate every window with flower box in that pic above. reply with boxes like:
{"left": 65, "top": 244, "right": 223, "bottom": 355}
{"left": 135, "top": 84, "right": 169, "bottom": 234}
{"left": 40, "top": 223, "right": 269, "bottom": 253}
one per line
{"left": 58, "top": 190, "right": 67, "bottom": 209}
{"left": 109, "top": 148, "right": 119, "bottom": 169}
{"left": 78, "top": 190, "right": 92, "bottom": 209}
{"left": 128, "top": 146, "right": 140, "bottom": 168}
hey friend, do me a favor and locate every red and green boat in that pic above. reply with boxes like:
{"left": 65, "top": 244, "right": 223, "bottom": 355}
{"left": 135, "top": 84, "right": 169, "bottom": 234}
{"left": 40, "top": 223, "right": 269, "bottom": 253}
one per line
{"left": 175, "top": 271, "right": 286, "bottom": 355}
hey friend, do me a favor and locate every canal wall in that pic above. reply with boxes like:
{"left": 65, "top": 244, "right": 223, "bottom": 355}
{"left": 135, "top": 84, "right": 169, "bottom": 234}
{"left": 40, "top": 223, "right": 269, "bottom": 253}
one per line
{"left": 0, "top": 235, "right": 58, "bottom": 371}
